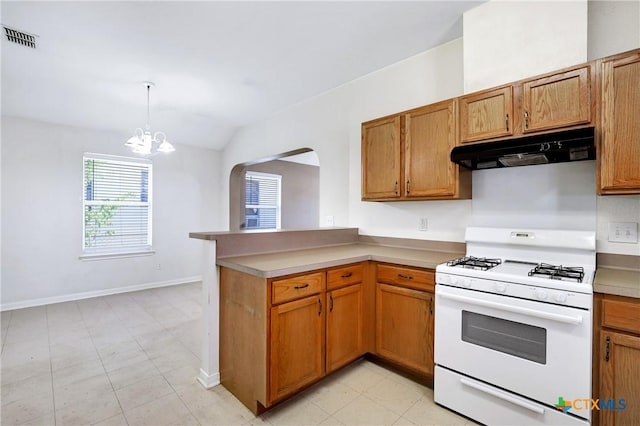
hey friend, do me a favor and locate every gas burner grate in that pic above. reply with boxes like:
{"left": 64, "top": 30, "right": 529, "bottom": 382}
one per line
{"left": 446, "top": 256, "right": 502, "bottom": 271}
{"left": 528, "top": 263, "right": 585, "bottom": 282}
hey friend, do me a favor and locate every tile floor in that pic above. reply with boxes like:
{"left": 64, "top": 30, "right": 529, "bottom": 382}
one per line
{"left": 1, "top": 283, "right": 473, "bottom": 425}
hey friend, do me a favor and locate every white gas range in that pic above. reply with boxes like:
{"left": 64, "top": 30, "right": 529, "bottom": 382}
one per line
{"left": 434, "top": 227, "right": 595, "bottom": 426}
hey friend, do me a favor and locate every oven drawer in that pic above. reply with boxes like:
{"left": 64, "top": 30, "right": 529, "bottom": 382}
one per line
{"left": 435, "top": 366, "right": 588, "bottom": 426}
{"left": 377, "top": 264, "right": 434, "bottom": 292}
{"left": 601, "top": 295, "right": 640, "bottom": 334}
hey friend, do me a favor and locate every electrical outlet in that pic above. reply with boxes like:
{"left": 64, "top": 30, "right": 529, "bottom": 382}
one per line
{"left": 608, "top": 222, "right": 639, "bottom": 243}
{"left": 419, "top": 217, "right": 428, "bottom": 231}
{"left": 325, "top": 215, "right": 335, "bottom": 226}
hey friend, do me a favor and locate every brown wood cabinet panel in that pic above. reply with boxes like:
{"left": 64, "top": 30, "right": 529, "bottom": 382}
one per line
{"left": 602, "top": 295, "right": 640, "bottom": 335}
{"left": 361, "top": 115, "right": 402, "bottom": 200}
{"left": 327, "top": 263, "right": 364, "bottom": 291}
{"left": 271, "top": 272, "right": 324, "bottom": 305}
{"left": 269, "top": 294, "right": 325, "bottom": 403}
{"left": 404, "top": 100, "right": 458, "bottom": 198}
{"left": 376, "top": 283, "right": 433, "bottom": 376}
{"left": 220, "top": 267, "right": 268, "bottom": 413}
{"left": 376, "top": 263, "right": 434, "bottom": 292}
{"left": 326, "top": 284, "right": 364, "bottom": 373}
{"left": 460, "top": 86, "right": 513, "bottom": 143}
{"left": 599, "top": 50, "right": 640, "bottom": 194}
{"left": 600, "top": 331, "right": 640, "bottom": 426}
{"left": 521, "top": 66, "right": 591, "bottom": 133}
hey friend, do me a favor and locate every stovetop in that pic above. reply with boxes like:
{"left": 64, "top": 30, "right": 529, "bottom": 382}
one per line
{"left": 446, "top": 257, "right": 587, "bottom": 283}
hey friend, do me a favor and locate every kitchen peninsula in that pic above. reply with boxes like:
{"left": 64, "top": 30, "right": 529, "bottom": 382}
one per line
{"left": 189, "top": 227, "right": 464, "bottom": 414}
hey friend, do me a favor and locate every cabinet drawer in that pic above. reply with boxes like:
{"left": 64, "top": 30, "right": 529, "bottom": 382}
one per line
{"left": 376, "top": 264, "right": 434, "bottom": 292}
{"left": 602, "top": 296, "right": 640, "bottom": 334}
{"left": 327, "top": 263, "right": 364, "bottom": 290}
{"left": 271, "top": 272, "right": 324, "bottom": 305}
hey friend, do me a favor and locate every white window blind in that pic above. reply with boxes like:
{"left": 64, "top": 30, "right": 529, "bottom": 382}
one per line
{"left": 83, "top": 153, "right": 152, "bottom": 255}
{"left": 245, "top": 172, "right": 281, "bottom": 230}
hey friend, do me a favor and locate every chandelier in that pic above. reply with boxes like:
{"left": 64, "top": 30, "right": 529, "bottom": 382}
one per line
{"left": 125, "top": 82, "right": 175, "bottom": 155}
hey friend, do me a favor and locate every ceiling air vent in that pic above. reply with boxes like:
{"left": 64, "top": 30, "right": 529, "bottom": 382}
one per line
{"left": 3, "top": 25, "right": 37, "bottom": 48}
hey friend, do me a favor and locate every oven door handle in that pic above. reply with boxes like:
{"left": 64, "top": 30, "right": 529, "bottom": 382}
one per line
{"left": 439, "top": 292, "right": 583, "bottom": 325}
{"left": 460, "top": 378, "right": 545, "bottom": 415}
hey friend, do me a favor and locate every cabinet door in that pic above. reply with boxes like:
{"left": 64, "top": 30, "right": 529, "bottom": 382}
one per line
{"left": 270, "top": 294, "right": 324, "bottom": 402}
{"left": 404, "top": 100, "right": 457, "bottom": 198}
{"left": 459, "top": 86, "right": 513, "bottom": 143}
{"left": 376, "top": 283, "right": 433, "bottom": 376}
{"left": 522, "top": 66, "right": 591, "bottom": 133}
{"left": 600, "top": 331, "right": 640, "bottom": 425}
{"left": 361, "top": 115, "right": 402, "bottom": 200}
{"left": 599, "top": 51, "right": 640, "bottom": 194}
{"left": 326, "top": 284, "right": 364, "bottom": 373}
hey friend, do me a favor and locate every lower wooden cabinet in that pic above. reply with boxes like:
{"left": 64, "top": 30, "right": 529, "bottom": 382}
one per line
{"left": 374, "top": 264, "right": 435, "bottom": 377}
{"left": 220, "top": 260, "right": 435, "bottom": 415}
{"left": 326, "top": 283, "right": 363, "bottom": 373}
{"left": 594, "top": 293, "right": 640, "bottom": 426}
{"left": 270, "top": 294, "right": 325, "bottom": 402}
{"left": 599, "top": 331, "right": 640, "bottom": 426}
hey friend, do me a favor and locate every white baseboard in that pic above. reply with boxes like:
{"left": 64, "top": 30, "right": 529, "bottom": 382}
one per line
{"left": 0, "top": 276, "right": 202, "bottom": 312}
{"left": 197, "top": 368, "right": 221, "bottom": 389}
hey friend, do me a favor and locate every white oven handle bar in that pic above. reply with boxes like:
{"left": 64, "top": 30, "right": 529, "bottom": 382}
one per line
{"left": 438, "top": 292, "right": 583, "bottom": 325}
{"left": 460, "top": 378, "right": 545, "bottom": 415}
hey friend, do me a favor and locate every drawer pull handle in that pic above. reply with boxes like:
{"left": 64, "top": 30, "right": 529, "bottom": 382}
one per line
{"left": 330, "top": 295, "right": 334, "bottom": 312}
{"left": 524, "top": 111, "right": 529, "bottom": 129}
{"left": 398, "top": 274, "right": 413, "bottom": 280}
{"left": 341, "top": 272, "right": 353, "bottom": 279}
{"left": 294, "top": 283, "right": 309, "bottom": 290}
{"left": 429, "top": 297, "right": 433, "bottom": 315}
{"left": 505, "top": 114, "right": 509, "bottom": 131}
{"left": 318, "top": 298, "right": 322, "bottom": 316}
{"left": 605, "top": 336, "right": 610, "bottom": 362}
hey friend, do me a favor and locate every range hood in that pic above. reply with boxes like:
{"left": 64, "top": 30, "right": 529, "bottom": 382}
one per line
{"left": 450, "top": 127, "right": 595, "bottom": 170}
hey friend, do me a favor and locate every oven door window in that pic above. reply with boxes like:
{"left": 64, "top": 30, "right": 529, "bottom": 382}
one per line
{"left": 461, "top": 311, "right": 547, "bottom": 364}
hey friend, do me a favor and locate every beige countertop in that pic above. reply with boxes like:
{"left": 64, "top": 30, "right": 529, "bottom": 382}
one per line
{"left": 594, "top": 267, "right": 640, "bottom": 299}
{"left": 217, "top": 243, "right": 462, "bottom": 278}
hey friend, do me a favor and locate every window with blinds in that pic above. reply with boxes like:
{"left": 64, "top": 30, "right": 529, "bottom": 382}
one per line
{"left": 245, "top": 172, "right": 281, "bottom": 230}
{"left": 83, "top": 153, "right": 152, "bottom": 255}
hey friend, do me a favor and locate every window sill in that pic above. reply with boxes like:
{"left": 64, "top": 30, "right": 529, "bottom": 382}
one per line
{"left": 79, "top": 250, "right": 156, "bottom": 261}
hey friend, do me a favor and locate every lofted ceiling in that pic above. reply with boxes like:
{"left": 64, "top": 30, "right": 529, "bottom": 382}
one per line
{"left": 1, "top": 1, "right": 483, "bottom": 151}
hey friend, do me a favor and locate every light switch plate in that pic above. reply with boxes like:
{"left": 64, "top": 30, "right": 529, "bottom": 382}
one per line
{"left": 608, "top": 222, "right": 639, "bottom": 243}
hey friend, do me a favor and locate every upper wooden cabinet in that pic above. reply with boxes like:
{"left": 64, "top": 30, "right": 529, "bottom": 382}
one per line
{"left": 405, "top": 100, "right": 462, "bottom": 198}
{"left": 361, "top": 99, "right": 471, "bottom": 201}
{"left": 598, "top": 49, "right": 640, "bottom": 194}
{"left": 361, "top": 115, "right": 402, "bottom": 199}
{"left": 460, "top": 65, "right": 593, "bottom": 144}
{"left": 459, "top": 86, "right": 514, "bottom": 143}
{"left": 522, "top": 66, "right": 591, "bottom": 133}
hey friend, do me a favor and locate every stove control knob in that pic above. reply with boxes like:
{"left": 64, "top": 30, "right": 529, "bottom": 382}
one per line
{"left": 554, "top": 292, "right": 568, "bottom": 303}
{"left": 450, "top": 276, "right": 459, "bottom": 285}
{"left": 536, "top": 289, "right": 548, "bottom": 300}
{"left": 462, "top": 278, "right": 472, "bottom": 288}
{"left": 494, "top": 283, "right": 506, "bottom": 293}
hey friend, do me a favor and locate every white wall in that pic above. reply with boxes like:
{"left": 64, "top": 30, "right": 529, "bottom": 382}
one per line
{"left": 463, "top": 1, "right": 588, "bottom": 93}
{"left": 222, "top": 38, "right": 471, "bottom": 242}
{"left": 1, "top": 116, "right": 222, "bottom": 309}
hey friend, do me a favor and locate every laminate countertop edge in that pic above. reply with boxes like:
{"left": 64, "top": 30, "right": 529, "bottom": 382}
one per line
{"left": 594, "top": 267, "right": 640, "bottom": 299}
{"left": 216, "top": 243, "right": 462, "bottom": 279}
